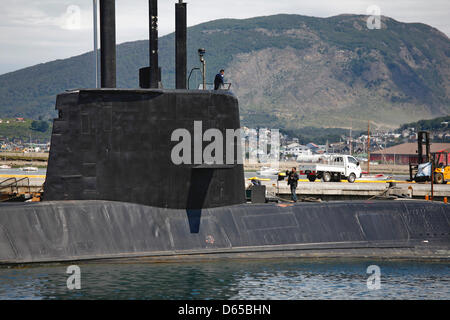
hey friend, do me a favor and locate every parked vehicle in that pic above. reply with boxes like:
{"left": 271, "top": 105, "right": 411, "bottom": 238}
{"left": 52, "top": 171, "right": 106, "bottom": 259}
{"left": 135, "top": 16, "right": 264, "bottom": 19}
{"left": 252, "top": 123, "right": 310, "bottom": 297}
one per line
{"left": 256, "top": 166, "right": 279, "bottom": 176}
{"left": 298, "top": 155, "right": 362, "bottom": 183}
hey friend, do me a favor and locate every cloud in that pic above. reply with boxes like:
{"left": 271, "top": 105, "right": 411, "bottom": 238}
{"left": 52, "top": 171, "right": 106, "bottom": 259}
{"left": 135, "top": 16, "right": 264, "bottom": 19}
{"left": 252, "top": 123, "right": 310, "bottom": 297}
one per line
{"left": 0, "top": 0, "right": 449, "bottom": 75}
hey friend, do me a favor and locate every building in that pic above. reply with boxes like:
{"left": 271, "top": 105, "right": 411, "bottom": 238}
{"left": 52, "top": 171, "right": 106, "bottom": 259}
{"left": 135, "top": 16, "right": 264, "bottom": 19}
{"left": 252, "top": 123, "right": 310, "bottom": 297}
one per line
{"left": 306, "top": 142, "right": 321, "bottom": 153}
{"left": 370, "top": 143, "right": 450, "bottom": 165}
{"left": 282, "top": 143, "right": 312, "bottom": 158}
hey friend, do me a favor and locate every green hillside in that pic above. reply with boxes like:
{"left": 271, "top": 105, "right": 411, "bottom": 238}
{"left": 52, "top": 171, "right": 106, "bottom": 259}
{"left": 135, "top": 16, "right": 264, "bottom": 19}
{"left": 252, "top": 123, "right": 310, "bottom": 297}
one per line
{"left": 0, "top": 119, "right": 52, "bottom": 142}
{"left": 398, "top": 115, "right": 450, "bottom": 132}
{"left": 0, "top": 14, "right": 449, "bottom": 131}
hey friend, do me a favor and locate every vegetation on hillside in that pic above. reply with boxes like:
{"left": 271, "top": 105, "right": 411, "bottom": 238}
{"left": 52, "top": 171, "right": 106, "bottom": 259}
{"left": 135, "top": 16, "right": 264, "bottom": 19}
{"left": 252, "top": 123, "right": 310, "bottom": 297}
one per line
{"left": 397, "top": 115, "right": 450, "bottom": 132}
{"left": 0, "top": 119, "right": 52, "bottom": 142}
{"left": 0, "top": 14, "right": 448, "bottom": 130}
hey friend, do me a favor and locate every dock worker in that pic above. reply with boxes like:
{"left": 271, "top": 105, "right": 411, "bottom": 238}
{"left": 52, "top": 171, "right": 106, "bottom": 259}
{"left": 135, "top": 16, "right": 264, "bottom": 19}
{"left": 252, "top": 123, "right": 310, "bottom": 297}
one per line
{"left": 287, "top": 167, "right": 299, "bottom": 202}
{"left": 214, "top": 69, "right": 225, "bottom": 90}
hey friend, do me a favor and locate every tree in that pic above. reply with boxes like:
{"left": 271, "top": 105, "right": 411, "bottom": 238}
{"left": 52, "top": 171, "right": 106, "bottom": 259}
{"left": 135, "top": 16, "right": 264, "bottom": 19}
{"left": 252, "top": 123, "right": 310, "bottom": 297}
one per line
{"left": 31, "top": 120, "right": 49, "bottom": 133}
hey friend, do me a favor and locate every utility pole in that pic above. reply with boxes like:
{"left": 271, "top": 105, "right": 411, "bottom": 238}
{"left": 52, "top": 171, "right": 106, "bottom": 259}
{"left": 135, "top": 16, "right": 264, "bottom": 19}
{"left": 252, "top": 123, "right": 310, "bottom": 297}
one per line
{"left": 93, "top": 0, "right": 100, "bottom": 88}
{"left": 349, "top": 122, "right": 352, "bottom": 156}
{"left": 367, "top": 120, "right": 371, "bottom": 175}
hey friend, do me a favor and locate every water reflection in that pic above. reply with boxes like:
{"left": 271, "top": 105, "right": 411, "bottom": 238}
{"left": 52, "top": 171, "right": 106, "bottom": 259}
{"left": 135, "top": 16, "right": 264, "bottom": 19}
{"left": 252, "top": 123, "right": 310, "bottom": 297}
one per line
{"left": 0, "top": 259, "right": 448, "bottom": 300}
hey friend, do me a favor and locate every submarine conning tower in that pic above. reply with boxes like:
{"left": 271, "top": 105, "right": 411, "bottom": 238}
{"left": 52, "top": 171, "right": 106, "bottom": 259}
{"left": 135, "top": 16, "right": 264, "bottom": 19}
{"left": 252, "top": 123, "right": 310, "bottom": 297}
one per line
{"left": 43, "top": 0, "right": 245, "bottom": 209}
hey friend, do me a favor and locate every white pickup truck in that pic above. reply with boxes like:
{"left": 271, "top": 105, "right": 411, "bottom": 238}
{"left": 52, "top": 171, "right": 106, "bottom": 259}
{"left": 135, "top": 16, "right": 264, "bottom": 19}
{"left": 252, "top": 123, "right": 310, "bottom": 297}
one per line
{"left": 298, "top": 155, "right": 362, "bottom": 183}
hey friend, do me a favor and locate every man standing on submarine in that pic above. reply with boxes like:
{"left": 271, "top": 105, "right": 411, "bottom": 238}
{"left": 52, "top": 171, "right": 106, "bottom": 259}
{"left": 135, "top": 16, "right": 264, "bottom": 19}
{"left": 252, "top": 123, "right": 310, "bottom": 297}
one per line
{"left": 287, "top": 167, "right": 299, "bottom": 202}
{"left": 214, "top": 69, "right": 225, "bottom": 90}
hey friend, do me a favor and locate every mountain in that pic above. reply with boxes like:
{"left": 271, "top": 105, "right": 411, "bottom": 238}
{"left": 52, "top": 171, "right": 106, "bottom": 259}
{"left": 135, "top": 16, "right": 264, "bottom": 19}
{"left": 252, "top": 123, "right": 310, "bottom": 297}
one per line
{"left": 0, "top": 14, "right": 449, "bottom": 130}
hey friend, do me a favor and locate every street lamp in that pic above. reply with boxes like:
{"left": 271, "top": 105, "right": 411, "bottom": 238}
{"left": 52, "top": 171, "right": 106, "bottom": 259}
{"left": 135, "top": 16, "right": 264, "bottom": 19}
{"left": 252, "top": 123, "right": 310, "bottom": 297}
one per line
{"left": 198, "top": 48, "right": 206, "bottom": 90}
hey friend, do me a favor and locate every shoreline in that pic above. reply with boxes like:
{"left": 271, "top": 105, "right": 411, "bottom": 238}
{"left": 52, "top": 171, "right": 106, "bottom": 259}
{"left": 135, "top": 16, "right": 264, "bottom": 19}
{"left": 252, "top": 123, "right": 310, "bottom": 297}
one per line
{"left": 0, "top": 152, "right": 48, "bottom": 168}
{"left": 0, "top": 151, "right": 411, "bottom": 175}
{"left": 0, "top": 161, "right": 410, "bottom": 175}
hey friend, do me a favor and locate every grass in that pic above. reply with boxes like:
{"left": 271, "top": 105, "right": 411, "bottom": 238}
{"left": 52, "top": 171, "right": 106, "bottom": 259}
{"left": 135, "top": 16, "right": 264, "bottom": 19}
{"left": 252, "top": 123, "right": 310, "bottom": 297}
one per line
{"left": 0, "top": 119, "right": 52, "bottom": 142}
{"left": 0, "top": 152, "right": 49, "bottom": 161}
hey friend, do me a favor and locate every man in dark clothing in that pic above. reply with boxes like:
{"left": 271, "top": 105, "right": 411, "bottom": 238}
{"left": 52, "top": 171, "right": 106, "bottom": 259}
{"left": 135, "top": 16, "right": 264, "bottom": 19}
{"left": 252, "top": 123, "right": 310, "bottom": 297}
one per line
{"left": 214, "top": 69, "right": 225, "bottom": 90}
{"left": 287, "top": 167, "right": 299, "bottom": 202}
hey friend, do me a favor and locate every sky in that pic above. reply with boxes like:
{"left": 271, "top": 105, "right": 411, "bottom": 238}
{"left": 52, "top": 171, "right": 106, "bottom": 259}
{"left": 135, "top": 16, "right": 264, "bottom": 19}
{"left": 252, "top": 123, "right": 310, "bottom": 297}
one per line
{"left": 0, "top": 0, "right": 449, "bottom": 75}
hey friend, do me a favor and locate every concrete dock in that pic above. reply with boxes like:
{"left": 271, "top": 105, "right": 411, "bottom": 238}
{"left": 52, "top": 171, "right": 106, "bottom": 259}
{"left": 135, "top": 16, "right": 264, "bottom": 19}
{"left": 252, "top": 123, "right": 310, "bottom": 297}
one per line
{"left": 0, "top": 174, "right": 45, "bottom": 195}
{"left": 1, "top": 174, "right": 450, "bottom": 202}
{"left": 269, "top": 181, "right": 450, "bottom": 200}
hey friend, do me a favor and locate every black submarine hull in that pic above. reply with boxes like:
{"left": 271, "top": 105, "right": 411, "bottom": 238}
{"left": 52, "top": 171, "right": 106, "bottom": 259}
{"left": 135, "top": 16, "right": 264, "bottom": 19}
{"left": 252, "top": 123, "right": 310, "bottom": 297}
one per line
{"left": 1, "top": 200, "right": 448, "bottom": 264}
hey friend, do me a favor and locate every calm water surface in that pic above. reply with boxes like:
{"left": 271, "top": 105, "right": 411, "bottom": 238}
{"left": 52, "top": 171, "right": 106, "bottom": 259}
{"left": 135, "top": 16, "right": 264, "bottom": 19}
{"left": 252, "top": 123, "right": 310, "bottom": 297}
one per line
{"left": 0, "top": 259, "right": 448, "bottom": 300}
{"left": 0, "top": 168, "right": 46, "bottom": 176}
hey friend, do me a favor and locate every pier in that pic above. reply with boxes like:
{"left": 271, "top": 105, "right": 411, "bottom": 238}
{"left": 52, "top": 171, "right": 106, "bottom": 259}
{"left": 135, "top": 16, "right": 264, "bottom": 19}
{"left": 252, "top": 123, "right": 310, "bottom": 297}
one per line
{"left": 2, "top": 174, "right": 449, "bottom": 202}
{"left": 0, "top": 174, "right": 44, "bottom": 201}
{"left": 266, "top": 180, "right": 450, "bottom": 201}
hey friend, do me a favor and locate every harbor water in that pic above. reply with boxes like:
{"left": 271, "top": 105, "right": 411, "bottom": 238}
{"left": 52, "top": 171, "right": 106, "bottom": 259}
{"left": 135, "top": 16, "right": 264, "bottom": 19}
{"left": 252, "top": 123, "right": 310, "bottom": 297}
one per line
{"left": 0, "top": 259, "right": 448, "bottom": 300}
{"left": 0, "top": 168, "right": 46, "bottom": 176}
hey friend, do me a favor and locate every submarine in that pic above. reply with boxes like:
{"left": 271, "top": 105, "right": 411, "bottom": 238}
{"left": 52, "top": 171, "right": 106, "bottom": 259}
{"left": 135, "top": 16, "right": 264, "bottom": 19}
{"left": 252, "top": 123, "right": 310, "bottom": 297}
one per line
{"left": 0, "top": 0, "right": 449, "bottom": 265}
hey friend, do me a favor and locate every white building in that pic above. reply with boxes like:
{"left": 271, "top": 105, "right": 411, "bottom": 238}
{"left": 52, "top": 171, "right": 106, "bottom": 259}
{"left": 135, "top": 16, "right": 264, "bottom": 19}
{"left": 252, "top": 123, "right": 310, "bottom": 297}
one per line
{"left": 283, "top": 143, "right": 312, "bottom": 157}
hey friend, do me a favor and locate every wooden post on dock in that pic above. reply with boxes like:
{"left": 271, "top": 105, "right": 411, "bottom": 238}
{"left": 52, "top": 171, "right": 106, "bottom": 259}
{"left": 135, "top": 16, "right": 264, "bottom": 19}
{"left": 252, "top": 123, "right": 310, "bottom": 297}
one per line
{"left": 431, "top": 155, "right": 434, "bottom": 201}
